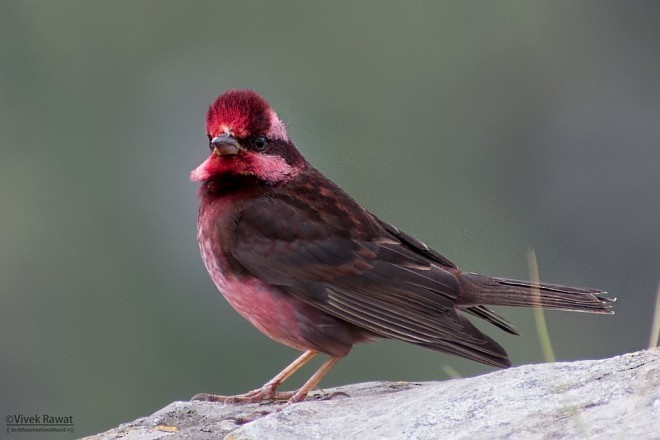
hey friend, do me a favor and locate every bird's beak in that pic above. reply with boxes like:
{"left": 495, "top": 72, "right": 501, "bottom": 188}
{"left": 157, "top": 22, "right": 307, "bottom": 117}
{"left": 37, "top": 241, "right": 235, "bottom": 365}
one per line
{"left": 210, "top": 134, "right": 242, "bottom": 156}
{"left": 190, "top": 134, "right": 244, "bottom": 182}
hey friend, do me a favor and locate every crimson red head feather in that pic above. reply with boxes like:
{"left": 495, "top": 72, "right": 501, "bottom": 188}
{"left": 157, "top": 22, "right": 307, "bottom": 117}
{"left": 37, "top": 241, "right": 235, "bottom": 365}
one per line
{"left": 191, "top": 90, "right": 300, "bottom": 183}
{"left": 206, "top": 89, "right": 288, "bottom": 141}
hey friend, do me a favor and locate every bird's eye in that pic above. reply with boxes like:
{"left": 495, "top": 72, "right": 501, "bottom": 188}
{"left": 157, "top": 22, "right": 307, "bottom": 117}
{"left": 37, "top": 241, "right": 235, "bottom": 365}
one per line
{"left": 254, "top": 135, "right": 268, "bottom": 151}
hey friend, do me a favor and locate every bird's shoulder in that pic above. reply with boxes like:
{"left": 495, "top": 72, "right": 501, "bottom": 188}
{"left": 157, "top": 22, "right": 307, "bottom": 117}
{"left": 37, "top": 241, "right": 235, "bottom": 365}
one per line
{"left": 237, "top": 168, "right": 380, "bottom": 241}
{"left": 231, "top": 167, "right": 457, "bottom": 272}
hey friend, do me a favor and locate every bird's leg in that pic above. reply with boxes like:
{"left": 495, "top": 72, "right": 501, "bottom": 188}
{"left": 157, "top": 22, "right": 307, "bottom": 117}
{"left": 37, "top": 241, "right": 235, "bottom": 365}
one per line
{"left": 191, "top": 350, "right": 318, "bottom": 403}
{"left": 285, "top": 355, "right": 343, "bottom": 404}
{"left": 257, "top": 349, "right": 319, "bottom": 398}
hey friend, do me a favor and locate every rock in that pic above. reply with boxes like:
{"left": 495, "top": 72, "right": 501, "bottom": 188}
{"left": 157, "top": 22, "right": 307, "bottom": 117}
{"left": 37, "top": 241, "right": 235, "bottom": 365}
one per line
{"left": 84, "top": 349, "right": 659, "bottom": 440}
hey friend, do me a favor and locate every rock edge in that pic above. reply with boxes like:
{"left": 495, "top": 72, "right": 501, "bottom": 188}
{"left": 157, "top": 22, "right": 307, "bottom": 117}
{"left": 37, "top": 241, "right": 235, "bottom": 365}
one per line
{"left": 84, "top": 349, "right": 659, "bottom": 440}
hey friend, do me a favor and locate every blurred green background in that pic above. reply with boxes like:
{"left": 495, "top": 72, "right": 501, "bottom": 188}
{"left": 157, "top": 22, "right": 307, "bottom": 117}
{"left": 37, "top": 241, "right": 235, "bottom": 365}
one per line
{"left": 1, "top": 1, "right": 658, "bottom": 437}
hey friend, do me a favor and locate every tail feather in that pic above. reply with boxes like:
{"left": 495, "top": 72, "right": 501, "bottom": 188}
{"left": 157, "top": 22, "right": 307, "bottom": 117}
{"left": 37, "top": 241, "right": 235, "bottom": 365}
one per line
{"left": 464, "top": 305, "right": 520, "bottom": 335}
{"left": 459, "top": 272, "right": 614, "bottom": 314}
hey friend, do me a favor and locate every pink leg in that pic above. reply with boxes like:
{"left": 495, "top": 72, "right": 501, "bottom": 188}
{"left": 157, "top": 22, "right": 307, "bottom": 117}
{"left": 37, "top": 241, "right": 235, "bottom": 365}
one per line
{"left": 191, "top": 350, "right": 319, "bottom": 403}
{"left": 286, "top": 355, "right": 343, "bottom": 404}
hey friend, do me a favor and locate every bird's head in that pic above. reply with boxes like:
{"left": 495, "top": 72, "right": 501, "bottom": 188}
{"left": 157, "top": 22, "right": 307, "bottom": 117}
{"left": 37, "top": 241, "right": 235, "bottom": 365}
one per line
{"left": 190, "top": 89, "right": 306, "bottom": 184}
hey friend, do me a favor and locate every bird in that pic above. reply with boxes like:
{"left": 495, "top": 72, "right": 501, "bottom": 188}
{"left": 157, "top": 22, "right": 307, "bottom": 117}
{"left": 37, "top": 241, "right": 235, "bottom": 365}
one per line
{"left": 189, "top": 89, "right": 613, "bottom": 405}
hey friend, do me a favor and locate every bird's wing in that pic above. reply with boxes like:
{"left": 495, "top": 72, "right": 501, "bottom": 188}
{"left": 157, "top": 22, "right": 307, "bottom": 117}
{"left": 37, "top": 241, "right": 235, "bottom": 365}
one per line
{"left": 231, "top": 192, "right": 511, "bottom": 367}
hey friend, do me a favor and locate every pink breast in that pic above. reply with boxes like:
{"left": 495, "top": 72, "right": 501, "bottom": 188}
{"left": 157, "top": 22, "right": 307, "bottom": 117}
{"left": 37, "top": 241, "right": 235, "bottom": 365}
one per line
{"left": 198, "top": 235, "right": 317, "bottom": 352}
{"left": 196, "top": 192, "right": 367, "bottom": 356}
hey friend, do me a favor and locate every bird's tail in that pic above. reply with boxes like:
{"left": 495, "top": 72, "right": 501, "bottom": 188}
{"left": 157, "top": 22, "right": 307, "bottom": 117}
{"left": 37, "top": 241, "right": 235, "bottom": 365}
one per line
{"left": 458, "top": 272, "right": 614, "bottom": 314}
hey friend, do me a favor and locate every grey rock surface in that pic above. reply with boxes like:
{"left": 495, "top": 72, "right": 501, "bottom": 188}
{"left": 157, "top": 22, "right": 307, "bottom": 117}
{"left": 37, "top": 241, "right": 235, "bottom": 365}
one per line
{"left": 84, "top": 349, "right": 659, "bottom": 440}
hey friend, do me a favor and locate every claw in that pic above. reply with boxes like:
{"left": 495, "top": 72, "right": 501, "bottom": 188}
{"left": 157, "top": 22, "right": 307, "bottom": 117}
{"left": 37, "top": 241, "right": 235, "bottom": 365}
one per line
{"left": 190, "top": 388, "right": 282, "bottom": 404}
{"left": 191, "top": 350, "right": 344, "bottom": 406}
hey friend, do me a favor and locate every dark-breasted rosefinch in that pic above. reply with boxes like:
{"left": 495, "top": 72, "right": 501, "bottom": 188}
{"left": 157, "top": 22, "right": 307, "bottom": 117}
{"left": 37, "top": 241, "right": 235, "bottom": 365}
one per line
{"left": 190, "top": 89, "right": 612, "bottom": 404}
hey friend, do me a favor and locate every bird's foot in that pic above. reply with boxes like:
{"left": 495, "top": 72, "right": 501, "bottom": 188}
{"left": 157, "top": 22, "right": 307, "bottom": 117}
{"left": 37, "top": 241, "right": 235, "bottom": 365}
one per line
{"left": 277, "top": 388, "right": 349, "bottom": 410}
{"left": 191, "top": 382, "right": 293, "bottom": 404}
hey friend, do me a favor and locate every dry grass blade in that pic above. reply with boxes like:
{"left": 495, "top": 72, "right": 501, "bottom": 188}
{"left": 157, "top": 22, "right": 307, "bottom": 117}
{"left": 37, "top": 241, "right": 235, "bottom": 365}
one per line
{"left": 527, "top": 248, "right": 555, "bottom": 363}
{"left": 649, "top": 281, "right": 660, "bottom": 349}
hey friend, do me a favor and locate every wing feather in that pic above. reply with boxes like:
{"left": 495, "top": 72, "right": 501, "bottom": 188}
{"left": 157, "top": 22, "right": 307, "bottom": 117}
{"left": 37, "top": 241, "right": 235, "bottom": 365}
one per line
{"left": 230, "top": 187, "right": 511, "bottom": 367}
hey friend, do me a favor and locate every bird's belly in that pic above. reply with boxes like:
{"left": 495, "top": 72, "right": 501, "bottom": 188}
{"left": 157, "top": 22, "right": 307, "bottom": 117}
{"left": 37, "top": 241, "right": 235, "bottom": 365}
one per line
{"left": 198, "top": 237, "right": 362, "bottom": 356}
{"left": 216, "top": 274, "right": 311, "bottom": 351}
